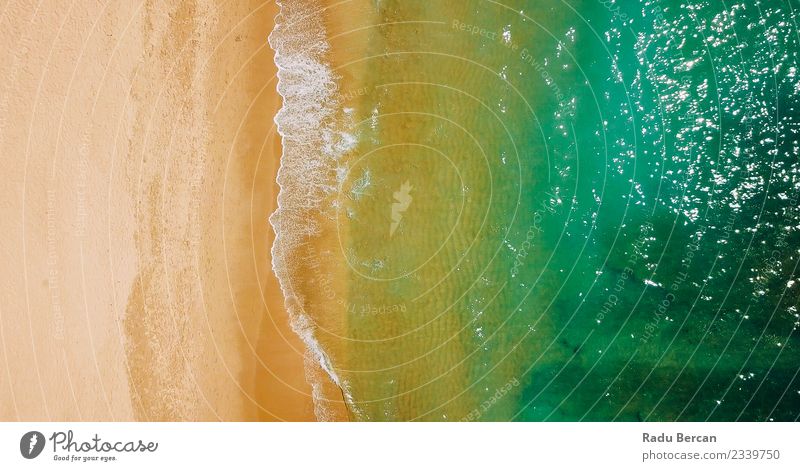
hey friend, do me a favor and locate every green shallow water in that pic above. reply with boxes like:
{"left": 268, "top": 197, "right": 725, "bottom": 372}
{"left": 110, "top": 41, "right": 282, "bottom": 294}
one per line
{"left": 275, "top": 0, "right": 800, "bottom": 421}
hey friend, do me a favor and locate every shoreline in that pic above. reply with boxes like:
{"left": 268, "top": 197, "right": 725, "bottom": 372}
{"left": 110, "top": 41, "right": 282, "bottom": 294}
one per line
{"left": 266, "top": 0, "right": 367, "bottom": 421}
{"left": 266, "top": 0, "right": 381, "bottom": 421}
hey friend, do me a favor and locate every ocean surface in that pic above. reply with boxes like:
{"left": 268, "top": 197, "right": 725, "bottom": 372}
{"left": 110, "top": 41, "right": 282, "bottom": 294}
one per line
{"left": 270, "top": 0, "right": 800, "bottom": 421}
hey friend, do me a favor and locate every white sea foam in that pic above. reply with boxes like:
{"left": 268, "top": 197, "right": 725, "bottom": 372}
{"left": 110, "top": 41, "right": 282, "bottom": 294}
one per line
{"left": 268, "top": 0, "right": 355, "bottom": 420}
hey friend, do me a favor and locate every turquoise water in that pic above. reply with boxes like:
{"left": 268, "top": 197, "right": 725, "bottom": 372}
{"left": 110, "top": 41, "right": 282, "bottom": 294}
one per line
{"left": 272, "top": 0, "right": 800, "bottom": 420}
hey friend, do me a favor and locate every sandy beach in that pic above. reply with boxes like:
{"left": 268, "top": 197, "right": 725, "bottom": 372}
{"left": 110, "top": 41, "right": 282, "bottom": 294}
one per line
{"left": 0, "top": 0, "right": 337, "bottom": 421}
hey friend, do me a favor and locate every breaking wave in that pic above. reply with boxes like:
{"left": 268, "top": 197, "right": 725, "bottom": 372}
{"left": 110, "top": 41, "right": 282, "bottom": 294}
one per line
{"left": 268, "top": 0, "right": 356, "bottom": 420}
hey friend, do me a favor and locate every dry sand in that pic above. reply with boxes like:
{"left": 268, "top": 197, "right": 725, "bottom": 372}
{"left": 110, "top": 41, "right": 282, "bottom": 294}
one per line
{"left": 0, "top": 0, "right": 339, "bottom": 421}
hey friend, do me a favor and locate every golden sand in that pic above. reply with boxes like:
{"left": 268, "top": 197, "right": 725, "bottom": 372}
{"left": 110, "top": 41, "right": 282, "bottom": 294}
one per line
{"left": 0, "top": 0, "right": 333, "bottom": 421}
